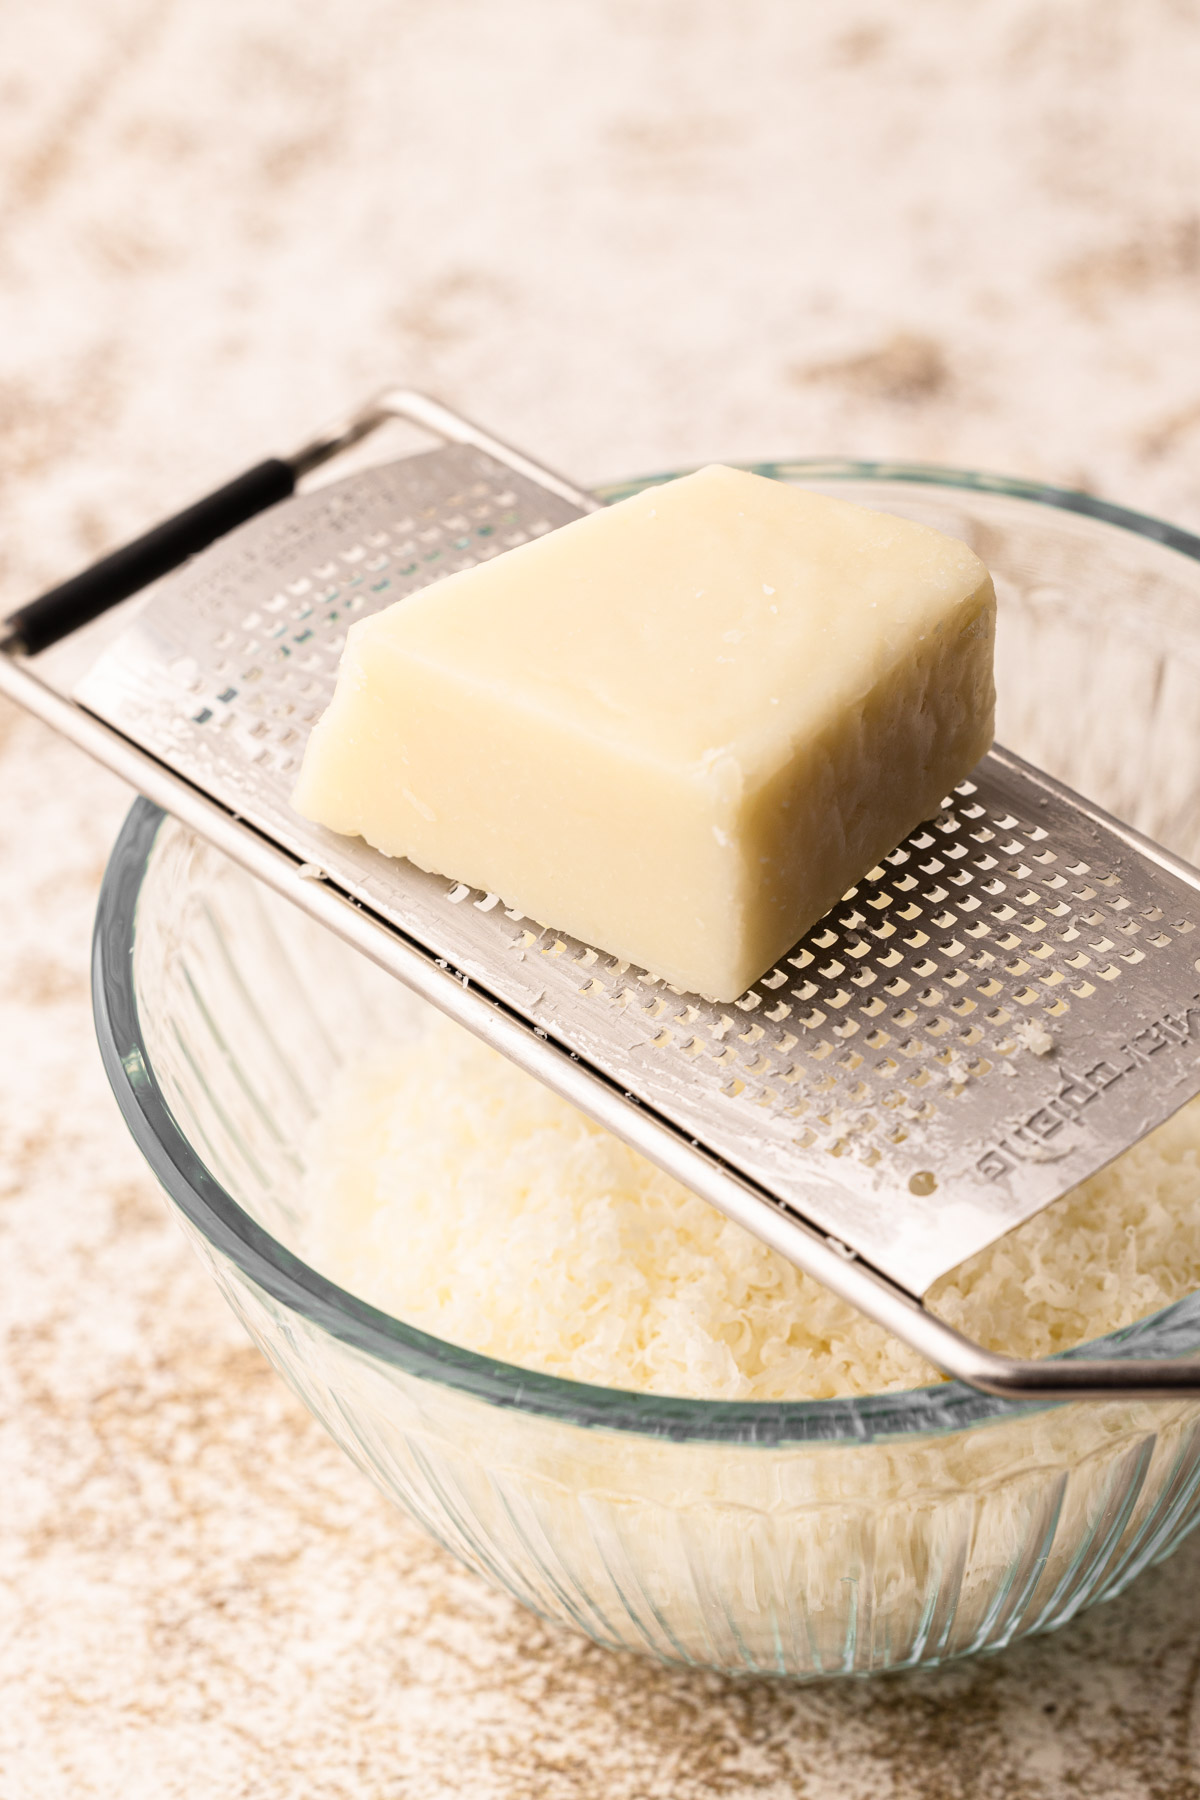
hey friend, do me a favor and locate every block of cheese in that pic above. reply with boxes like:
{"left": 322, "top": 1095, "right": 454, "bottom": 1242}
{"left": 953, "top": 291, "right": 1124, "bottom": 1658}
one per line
{"left": 292, "top": 465, "right": 995, "bottom": 1001}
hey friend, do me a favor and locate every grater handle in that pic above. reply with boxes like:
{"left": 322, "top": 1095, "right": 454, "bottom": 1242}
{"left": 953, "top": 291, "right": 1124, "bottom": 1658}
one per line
{"left": 3, "top": 458, "right": 296, "bottom": 656}
{"left": 3, "top": 386, "right": 596, "bottom": 660}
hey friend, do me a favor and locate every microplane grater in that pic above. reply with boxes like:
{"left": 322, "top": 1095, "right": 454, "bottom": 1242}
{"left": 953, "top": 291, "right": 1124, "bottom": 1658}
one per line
{"left": 6, "top": 388, "right": 1200, "bottom": 1400}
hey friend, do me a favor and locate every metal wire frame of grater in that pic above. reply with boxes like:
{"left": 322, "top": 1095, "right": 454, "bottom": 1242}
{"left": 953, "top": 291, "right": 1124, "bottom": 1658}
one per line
{"left": 70, "top": 438, "right": 1200, "bottom": 1301}
{"left": 5, "top": 386, "right": 1200, "bottom": 1398}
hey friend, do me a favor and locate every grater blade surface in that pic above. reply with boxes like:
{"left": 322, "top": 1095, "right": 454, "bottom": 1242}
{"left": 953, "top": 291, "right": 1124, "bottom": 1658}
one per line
{"left": 75, "top": 442, "right": 1200, "bottom": 1298}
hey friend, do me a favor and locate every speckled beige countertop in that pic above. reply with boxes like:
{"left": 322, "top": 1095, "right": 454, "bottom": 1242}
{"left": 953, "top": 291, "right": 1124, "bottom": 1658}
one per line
{"left": 4, "top": 5, "right": 1200, "bottom": 1795}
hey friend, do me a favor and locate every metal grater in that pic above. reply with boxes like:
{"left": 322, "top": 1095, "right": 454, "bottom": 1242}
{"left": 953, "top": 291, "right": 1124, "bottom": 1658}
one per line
{"left": 6, "top": 389, "right": 1200, "bottom": 1400}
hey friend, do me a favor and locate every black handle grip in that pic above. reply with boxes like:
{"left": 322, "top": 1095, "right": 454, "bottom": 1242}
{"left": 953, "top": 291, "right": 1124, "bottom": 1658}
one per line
{"left": 5, "top": 456, "right": 296, "bottom": 656}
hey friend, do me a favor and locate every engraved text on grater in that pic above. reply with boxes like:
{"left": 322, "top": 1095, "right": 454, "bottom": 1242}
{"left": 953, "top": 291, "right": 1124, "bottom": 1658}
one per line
{"left": 976, "top": 995, "right": 1200, "bottom": 1181}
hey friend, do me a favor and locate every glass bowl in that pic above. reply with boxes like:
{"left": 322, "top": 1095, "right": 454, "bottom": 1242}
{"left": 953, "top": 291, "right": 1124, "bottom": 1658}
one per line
{"left": 92, "top": 463, "right": 1200, "bottom": 1681}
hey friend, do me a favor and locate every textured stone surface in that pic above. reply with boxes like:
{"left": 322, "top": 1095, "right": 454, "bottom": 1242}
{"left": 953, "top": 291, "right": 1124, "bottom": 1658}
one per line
{"left": 3, "top": 3, "right": 1200, "bottom": 1794}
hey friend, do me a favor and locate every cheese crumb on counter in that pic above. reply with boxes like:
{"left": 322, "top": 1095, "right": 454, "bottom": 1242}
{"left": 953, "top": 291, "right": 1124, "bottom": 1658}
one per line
{"left": 301, "top": 1012, "right": 1200, "bottom": 1401}
{"left": 293, "top": 467, "right": 995, "bottom": 1001}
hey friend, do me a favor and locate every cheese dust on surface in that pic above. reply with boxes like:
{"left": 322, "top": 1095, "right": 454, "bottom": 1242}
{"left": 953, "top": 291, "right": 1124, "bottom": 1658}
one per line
{"left": 302, "top": 1013, "right": 1200, "bottom": 1402}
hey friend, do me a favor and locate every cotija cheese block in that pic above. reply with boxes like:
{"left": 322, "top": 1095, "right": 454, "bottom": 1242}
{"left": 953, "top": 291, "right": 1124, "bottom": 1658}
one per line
{"left": 293, "top": 465, "right": 996, "bottom": 1001}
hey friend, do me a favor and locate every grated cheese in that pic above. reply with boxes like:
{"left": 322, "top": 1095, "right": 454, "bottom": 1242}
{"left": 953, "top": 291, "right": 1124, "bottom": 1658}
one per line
{"left": 302, "top": 1012, "right": 1200, "bottom": 1401}
{"left": 1012, "top": 1018, "right": 1055, "bottom": 1056}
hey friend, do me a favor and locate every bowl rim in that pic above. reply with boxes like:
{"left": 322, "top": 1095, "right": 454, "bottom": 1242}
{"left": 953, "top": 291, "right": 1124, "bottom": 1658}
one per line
{"left": 92, "top": 459, "right": 1200, "bottom": 1448}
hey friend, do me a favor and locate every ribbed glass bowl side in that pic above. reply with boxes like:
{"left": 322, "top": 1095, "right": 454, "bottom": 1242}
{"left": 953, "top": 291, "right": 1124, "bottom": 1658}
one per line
{"left": 91, "top": 465, "right": 1200, "bottom": 1678}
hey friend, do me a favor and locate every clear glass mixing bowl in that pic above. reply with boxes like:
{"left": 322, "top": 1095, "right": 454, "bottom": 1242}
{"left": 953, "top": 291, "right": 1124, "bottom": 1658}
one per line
{"left": 92, "top": 463, "right": 1200, "bottom": 1680}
